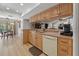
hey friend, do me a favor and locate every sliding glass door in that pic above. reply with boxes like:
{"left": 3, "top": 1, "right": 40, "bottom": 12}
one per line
{"left": 0, "top": 21, "right": 14, "bottom": 32}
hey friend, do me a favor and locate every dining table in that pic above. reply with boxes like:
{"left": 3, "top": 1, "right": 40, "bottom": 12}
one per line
{"left": 0, "top": 30, "right": 13, "bottom": 39}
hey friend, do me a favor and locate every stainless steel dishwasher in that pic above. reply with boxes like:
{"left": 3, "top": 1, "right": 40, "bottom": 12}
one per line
{"left": 43, "top": 35, "right": 57, "bottom": 56}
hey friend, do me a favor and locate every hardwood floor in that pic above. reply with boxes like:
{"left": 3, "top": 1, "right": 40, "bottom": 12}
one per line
{"left": 0, "top": 36, "right": 45, "bottom": 56}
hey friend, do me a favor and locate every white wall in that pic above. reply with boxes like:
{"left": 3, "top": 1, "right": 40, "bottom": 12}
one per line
{"left": 16, "top": 18, "right": 31, "bottom": 39}
{"left": 15, "top": 18, "right": 23, "bottom": 39}
{"left": 73, "top": 3, "right": 79, "bottom": 56}
{"left": 23, "top": 19, "right": 31, "bottom": 29}
{"left": 18, "top": 19, "right": 23, "bottom": 37}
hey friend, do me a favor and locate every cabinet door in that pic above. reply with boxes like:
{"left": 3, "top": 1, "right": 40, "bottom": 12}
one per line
{"left": 34, "top": 15, "right": 37, "bottom": 22}
{"left": 40, "top": 13, "right": 43, "bottom": 20}
{"left": 31, "top": 31, "right": 36, "bottom": 46}
{"left": 58, "top": 37, "right": 73, "bottom": 56}
{"left": 23, "top": 29, "right": 29, "bottom": 44}
{"left": 59, "top": 3, "right": 73, "bottom": 18}
{"left": 41, "top": 12, "right": 46, "bottom": 20}
{"left": 29, "top": 31, "right": 36, "bottom": 46}
{"left": 29, "top": 31, "right": 33, "bottom": 44}
{"left": 35, "top": 33, "right": 43, "bottom": 50}
{"left": 68, "top": 3, "right": 73, "bottom": 16}
{"left": 37, "top": 13, "right": 40, "bottom": 21}
{"left": 67, "top": 46, "right": 73, "bottom": 56}
{"left": 42, "top": 11, "right": 47, "bottom": 21}
{"left": 49, "top": 5, "right": 59, "bottom": 20}
{"left": 45, "top": 8, "right": 51, "bottom": 20}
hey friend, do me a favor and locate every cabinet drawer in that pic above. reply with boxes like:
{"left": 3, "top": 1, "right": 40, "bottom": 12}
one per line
{"left": 58, "top": 39, "right": 68, "bottom": 46}
{"left": 58, "top": 38, "right": 72, "bottom": 46}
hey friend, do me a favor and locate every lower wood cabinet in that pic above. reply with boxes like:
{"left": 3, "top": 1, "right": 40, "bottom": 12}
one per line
{"left": 28, "top": 31, "right": 73, "bottom": 56}
{"left": 35, "top": 32, "right": 43, "bottom": 50}
{"left": 23, "top": 29, "right": 30, "bottom": 44}
{"left": 29, "top": 31, "right": 36, "bottom": 46}
{"left": 29, "top": 31, "right": 43, "bottom": 50}
{"left": 58, "top": 37, "right": 73, "bottom": 56}
{"left": 29, "top": 31, "right": 33, "bottom": 44}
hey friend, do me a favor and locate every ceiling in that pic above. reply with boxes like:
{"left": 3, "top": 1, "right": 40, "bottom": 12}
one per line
{"left": 0, "top": 18, "right": 14, "bottom": 23}
{"left": 0, "top": 3, "right": 58, "bottom": 20}
{"left": 22, "top": 3, "right": 58, "bottom": 19}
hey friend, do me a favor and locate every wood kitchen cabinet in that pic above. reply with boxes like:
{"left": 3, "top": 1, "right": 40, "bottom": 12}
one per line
{"left": 38, "top": 13, "right": 41, "bottom": 21}
{"left": 49, "top": 5, "right": 59, "bottom": 20}
{"left": 36, "top": 14, "right": 39, "bottom": 21}
{"left": 30, "top": 3, "right": 73, "bottom": 22}
{"left": 29, "top": 31, "right": 43, "bottom": 50}
{"left": 31, "top": 31, "right": 36, "bottom": 46}
{"left": 30, "top": 15, "right": 37, "bottom": 22}
{"left": 30, "top": 16, "right": 35, "bottom": 22}
{"left": 23, "top": 29, "right": 30, "bottom": 44}
{"left": 42, "top": 11, "right": 46, "bottom": 20}
{"left": 40, "top": 12, "right": 45, "bottom": 20}
{"left": 44, "top": 8, "right": 51, "bottom": 20}
{"left": 29, "top": 31, "right": 36, "bottom": 46}
{"left": 29, "top": 31, "right": 33, "bottom": 44}
{"left": 58, "top": 37, "right": 73, "bottom": 56}
{"left": 59, "top": 3, "right": 73, "bottom": 18}
{"left": 35, "top": 32, "right": 43, "bottom": 50}
{"left": 28, "top": 30, "right": 73, "bottom": 56}
{"left": 34, "top": 15, "right": 37, "bottom": 22}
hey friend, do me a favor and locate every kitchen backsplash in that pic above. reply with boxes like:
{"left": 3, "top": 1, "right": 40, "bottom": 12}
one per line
{"left": 40, "top": 17, "right": 73, "bottom": 29}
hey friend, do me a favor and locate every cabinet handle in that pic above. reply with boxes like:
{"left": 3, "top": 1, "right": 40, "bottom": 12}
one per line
{"left": 61, "top": 41, "right": 67, "bottom": 44}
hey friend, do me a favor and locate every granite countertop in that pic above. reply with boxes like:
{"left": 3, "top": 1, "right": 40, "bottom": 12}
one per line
{"left": 31, "top": 29, "right": 72, "bottom": 39}
{"left": 39, "top": 31, "right": 72, "bottom": 39}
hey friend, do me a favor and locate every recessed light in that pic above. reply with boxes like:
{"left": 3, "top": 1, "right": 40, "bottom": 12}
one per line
{"left": 6, "top": 7, "right": 10, "bottom": 10}
{"left": 20, "top": 3, "right": 24, "bottom": 6}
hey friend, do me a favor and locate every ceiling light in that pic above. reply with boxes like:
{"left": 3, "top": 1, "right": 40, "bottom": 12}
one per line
{"left": 20, "top": 3, "right": 24, "bottom": 6}
{"left": 6, "top": 7, "right": 10, "bottom": 10}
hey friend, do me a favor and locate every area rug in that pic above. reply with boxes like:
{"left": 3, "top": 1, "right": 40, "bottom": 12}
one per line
{"left": 29, "top": 46, "right": 43, "bottom": 56}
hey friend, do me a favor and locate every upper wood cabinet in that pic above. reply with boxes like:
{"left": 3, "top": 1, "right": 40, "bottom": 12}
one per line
{"left": 59, "top": 3, "right": 73, "bottom": 18}
{"left": 39, "top": 12, "right": 44, "bottom": 21}
{"left": 37, "top": 14, "right": 40, "bottom": 21}
{"left": 30, "top": 3, "right": 73, "bottom": 22}
{"left": 30, "top": 16, "right": 35, "bottom": 22}
{"left": 44, "top": 9, "right": 51, "bottom": 20}
{"left": 49, "top": 5, "right": 59, "bottom": 20}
